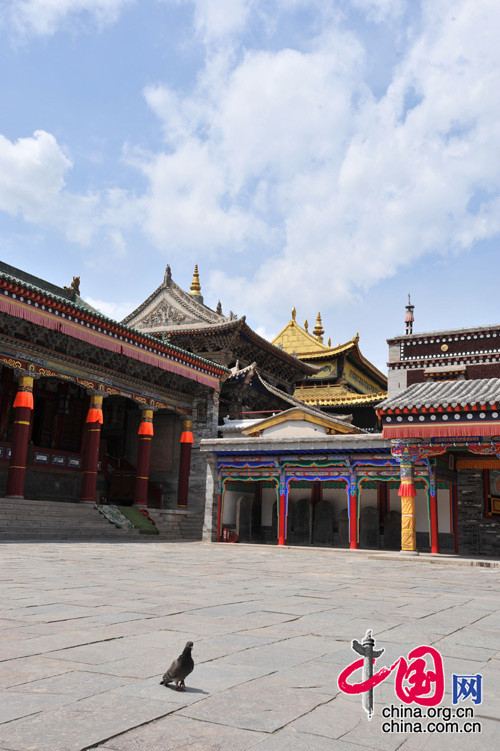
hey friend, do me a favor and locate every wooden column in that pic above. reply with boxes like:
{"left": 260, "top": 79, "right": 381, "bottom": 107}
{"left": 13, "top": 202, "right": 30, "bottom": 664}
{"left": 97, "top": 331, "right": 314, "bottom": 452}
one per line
{"left": 349, "top": 478, "right": 359, "bottom": 549}
{"left": 177, "top": 418, "right": 193, "bottom": 508}
{"left": 429, "top": 468, "right": 439, "bottom": 554}
{"left": 278, "top": 474, "right": 287, "bottom": 546}
{"left": 6, "top": 376, "right": 34, "bottom": 499}
{"left": 399, "top": 459, "right": 417, "bottom": 553}
{"left": 80, "top": 395, "right": 103, "bottom": 504}
{"left": 133, "top": 409, "right": 154, "bottom": 508}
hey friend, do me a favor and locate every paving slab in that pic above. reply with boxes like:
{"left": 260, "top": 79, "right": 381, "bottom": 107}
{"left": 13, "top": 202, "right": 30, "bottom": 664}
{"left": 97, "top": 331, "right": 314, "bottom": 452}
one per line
{"left": 0, "top": 541, "right": 498, "bottom": 751}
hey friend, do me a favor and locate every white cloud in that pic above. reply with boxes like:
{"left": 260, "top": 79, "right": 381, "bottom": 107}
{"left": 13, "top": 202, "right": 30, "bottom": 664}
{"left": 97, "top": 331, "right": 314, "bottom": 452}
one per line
{"left": 0, "top": 130, "right": 72, "bottom": 220}
{"left": 0, "top": 129, "right": 132, "bottom": 248}
{"left": 84, "top": 295, "right": 136, "bottom": 320}
{"left": 6, "top": 0, "right": 134, "bottom": 36}
{"left": 136, "top": 0, "right": 500, "bottom": 328}
{"left": 160, "top": 0, "right": 252, "bottom": 44}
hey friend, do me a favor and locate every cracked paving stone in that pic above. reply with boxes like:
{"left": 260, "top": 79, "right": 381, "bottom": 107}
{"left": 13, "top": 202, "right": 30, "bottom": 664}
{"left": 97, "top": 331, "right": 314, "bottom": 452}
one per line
{"left": 179, "top": 680, "right": 332, "bottom": 733}
{"left": 0, "top": 695, "right": 176, "bottom": 751}
{"left": 94, "top": 715, "right": 266, "bottom": 750}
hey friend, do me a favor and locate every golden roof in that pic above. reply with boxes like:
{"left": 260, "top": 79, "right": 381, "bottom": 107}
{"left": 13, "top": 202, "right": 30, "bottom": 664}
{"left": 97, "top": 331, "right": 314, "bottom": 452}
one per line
{"left": 294, "top": 385, "right": 388, "bottom": 408}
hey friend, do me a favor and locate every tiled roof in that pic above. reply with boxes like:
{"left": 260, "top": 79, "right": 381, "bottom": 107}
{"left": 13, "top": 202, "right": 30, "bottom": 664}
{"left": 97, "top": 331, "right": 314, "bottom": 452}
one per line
{"left": 298, "top": 390, "right": 388, "bottom": 407}
{"left": 377, "top": 378, "right": 500, "bottom": 411}
{"left": 0, "top": 265, "right": 227, "bottom": 376}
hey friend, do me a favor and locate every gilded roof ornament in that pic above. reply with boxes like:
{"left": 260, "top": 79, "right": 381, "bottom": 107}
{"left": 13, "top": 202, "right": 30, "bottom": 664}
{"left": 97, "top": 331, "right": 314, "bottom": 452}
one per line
{"left": 291, "top": 307, "right": 296, "bottom": 321}
{"left": 328, "top": 337, "right": 331, "bottom": 347}
{"left": 304, "top": 319, "right": 309, "bottom": 331}
{"left": 313, "top": 312, "right": 324, "bottom": 342}
{"left": 190, "top": 264, "right": 202, "bottom": 295}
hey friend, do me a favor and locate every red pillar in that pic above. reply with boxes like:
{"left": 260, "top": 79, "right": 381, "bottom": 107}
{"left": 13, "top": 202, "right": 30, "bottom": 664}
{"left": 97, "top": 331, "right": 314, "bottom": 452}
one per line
{"left": 349, "top": 484, "right": 358, "bottom": 549}
{"left": 133, "top": 409, "right": 154, "bottom": 508}
{"left": 6, "top": 376, "right": 34, "bottom": 499}
{"left": 430, "top": 489, "right": 439, "bottom": 554}
{"left": 80, "top": 395, "right": 103, "bottom": 504}
{"left": 217, "top": 489, "right": 222, "bottom": 541}
{"left": 177, "top": 418, "right": 193, "bottom": 507}
{"left": 278, "top": 479, "right": 287, "bottom": 546}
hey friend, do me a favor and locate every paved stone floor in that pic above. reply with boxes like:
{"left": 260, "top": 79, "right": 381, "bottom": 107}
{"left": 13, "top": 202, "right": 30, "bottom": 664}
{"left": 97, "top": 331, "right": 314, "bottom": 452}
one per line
{"left": 0, "top": 542, "right": 499, "bottom": 751}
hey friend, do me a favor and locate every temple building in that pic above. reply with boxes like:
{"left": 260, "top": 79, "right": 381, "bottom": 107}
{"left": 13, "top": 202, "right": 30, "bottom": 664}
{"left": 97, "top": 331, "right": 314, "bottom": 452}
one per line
{"left": 0, "top": 261, "right": 227, "bottom": 539}
{"left": 122, "top": 266, "right": 318, "bottom": 423}
{"left": 201, "top": 302, "right": 500, "bottom": 557}
{"left": 271, "top": 309, "right": 387, "bottom": 430}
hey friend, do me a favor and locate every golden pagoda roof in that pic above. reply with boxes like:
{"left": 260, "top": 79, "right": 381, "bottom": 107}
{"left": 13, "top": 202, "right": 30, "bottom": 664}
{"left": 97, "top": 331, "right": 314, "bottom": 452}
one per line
{"left": 272, "top": 312, "right": 330, "bottom": 354}
{"left": 272, "top": 312, "right": 386, "bottom": 387}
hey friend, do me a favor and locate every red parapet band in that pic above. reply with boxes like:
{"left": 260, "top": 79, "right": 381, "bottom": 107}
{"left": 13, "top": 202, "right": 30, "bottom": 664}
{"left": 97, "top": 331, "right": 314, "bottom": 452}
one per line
{"left": 86, "top": 408, "right": 103, "bottom": 424}
{"left": 138, "top": 422, "right": 154, "bottom": 436}
{"left": 13, "top": 391, "right": 34, "bottom": 410}
{"left": 398, "top": 482, "right": 417, "bottom": 497}
{"left": 180, "top": 431, "right": 194, "bottom": 444}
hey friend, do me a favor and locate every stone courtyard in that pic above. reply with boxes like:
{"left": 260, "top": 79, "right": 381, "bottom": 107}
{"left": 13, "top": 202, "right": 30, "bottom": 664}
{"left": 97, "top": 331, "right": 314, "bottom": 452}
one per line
{"left": 0, "top": 542, "right": 498, "bottom": 751}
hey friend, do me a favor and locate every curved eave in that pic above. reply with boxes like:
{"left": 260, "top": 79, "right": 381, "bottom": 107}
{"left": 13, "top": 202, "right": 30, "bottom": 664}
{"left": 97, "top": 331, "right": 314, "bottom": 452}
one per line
{"left": 0, "top": 272, "right": 227, "bottom": 379}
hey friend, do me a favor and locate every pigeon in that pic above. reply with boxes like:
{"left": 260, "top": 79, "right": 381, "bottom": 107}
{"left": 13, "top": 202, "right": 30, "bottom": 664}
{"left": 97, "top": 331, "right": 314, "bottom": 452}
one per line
{"left": 160, "top": 641, "right": 194, "bottom": 691}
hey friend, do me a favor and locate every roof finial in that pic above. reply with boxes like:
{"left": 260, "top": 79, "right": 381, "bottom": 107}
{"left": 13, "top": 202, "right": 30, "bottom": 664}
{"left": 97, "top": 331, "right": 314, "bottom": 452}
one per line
{"left": 304, "top": 319, "right": 309, "bottom": 332}
{"left": 216, "top": 300, "right": 222, "bottom": 315}
{"left": 190, "top": 264, "right": 201, "bottom": 295}
{"left": 313, "top": 312, "right": 324, "bottom": 343}
{"left": 291, "top": 306, "right": 296, "bottom": 321}
{"left": 405, "top": 293, "right": 415, "bottom": 335}
{"left": 328, "top": 337, "right": 331, "bottom": 347}
{"left": 164, "top": 264, "right": 172, "bottom": 285}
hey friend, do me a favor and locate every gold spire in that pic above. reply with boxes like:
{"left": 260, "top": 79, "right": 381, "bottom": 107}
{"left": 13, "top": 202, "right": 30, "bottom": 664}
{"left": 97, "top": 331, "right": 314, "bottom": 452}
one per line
{"left": 304, "top": 319, "right": 309, "bottom": 332}
{"left": 328, "top": 337, "right": 331, "bottom": 347}
{"left": 190, "top": 264, "right": 201, "bottom": 295}
{"left": 291, "top": 307, "right": 296, "bottom": 321}
{"left": 313, "top": 312, "right": 324, "bottom": 343}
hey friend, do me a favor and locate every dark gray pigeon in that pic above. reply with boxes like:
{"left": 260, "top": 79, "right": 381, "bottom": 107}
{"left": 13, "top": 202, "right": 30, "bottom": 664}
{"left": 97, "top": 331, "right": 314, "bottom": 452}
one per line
{"left": 160, "top": 641, "right": 194, "bottom": 691}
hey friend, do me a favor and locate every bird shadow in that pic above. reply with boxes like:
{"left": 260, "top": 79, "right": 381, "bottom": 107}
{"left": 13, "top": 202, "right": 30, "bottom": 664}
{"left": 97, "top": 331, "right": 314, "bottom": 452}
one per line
{"left": 163, "top": 685, "right": 209, "bottom": 695}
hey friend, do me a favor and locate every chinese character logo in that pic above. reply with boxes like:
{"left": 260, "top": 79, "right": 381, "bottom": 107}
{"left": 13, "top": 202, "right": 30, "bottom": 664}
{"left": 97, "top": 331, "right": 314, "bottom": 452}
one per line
{"left": 453, "top": 674, "right": 483, "bottom": 705}
{"left": 338, "top": 630, "right": 445, "bottom": 720}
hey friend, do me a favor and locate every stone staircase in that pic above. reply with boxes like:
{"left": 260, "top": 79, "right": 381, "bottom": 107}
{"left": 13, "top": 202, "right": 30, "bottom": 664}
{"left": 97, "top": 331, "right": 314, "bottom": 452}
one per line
{"left": 148, "top": 508, "right": 204, "bottom": 541}
{"left": 0, "top": 499, "right": 144, "bottom": 541}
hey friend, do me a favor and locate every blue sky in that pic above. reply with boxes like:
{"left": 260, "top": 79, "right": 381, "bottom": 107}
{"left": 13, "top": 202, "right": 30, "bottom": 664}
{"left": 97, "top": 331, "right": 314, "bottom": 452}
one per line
{"left": 1, "top": 0, "right": 499, "bottom": 372}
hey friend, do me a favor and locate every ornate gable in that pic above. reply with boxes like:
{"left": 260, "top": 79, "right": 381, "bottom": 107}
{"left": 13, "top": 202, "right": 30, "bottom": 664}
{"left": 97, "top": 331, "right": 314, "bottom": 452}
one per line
{"left": 122, "top": 265, "right": 227, "bottom": 334}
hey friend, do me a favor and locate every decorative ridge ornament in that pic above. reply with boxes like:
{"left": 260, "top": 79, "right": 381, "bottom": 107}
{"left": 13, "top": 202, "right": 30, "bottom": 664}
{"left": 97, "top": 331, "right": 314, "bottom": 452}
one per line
{"left": 405, "top": 293, "right": 415, "bottom": 335}
{"left": 190, "top": 265, "right": 202, "bottom": 295}
{"left": 313, "top": 312, "right": 324, "bottom": 342}
{"left": 291, "top": 307, "right": 296, "bottom": 321}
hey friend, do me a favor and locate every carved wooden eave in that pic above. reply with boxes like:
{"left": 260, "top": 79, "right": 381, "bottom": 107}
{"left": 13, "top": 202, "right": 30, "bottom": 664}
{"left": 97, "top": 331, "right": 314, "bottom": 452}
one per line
{"left": 168, "top": 319, "right": 318, "bottom": 386}
{"left": 121, "top": 266, "right": 228, "bottom": 333}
